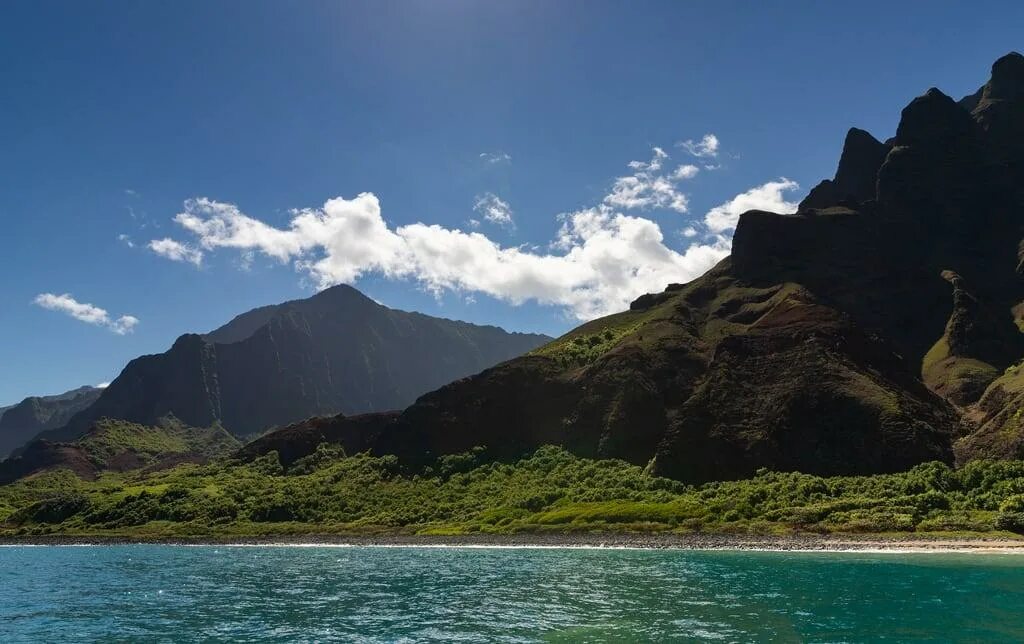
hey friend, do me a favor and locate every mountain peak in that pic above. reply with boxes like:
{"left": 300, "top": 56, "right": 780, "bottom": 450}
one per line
{"left": 797, "top": 127, "right": 889, "bottom": 211}
{"left": 986, "top": 51, "right": 1024, "bottom": 101}
{"left": 32, "top": 286, "right": 551, "bottom": 444}
{"left": 204, "top": 284, "right": 379, "bottom": 346}
{"left": 894, "top": 86, "right": 975, "bottom": 147}
{"left": 309, "top": 283, "right": 380, "bottom": 307}
{"left": 832, "top": 127, "right": 889, "bottom": 202}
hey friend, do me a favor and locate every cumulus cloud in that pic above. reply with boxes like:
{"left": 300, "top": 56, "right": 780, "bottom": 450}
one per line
{"left": 148, "top": 140, "right": 797, "bottom": 321}
{"left": 473, "top": 193, "right": 515, "bottom": 228}
{"left": 152, "top": 193, "right": 732, "bottom": 320}
{"left": 703, "top": 179, "right": 799, "bottom": 233}
{"left": 148, "top": 238, "right": 203, "bottom": 266}
{"left": 679, "top": 133, "right": 720, "bottom": 158}
{"left": 33, "top": 293, "right": 139, "bottom": 335}
{"left": 479, "top": 151, "right": 511, "bottom": 164}
{"left": 672, "top": 164, "right": 700, "bottom": 180}
{"left": 604, "top": 147, "right": 694, "bottom": 213}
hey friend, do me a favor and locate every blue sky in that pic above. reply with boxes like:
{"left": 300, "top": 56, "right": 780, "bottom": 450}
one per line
{"left": 2, "top": 0, "right": 1022, "bottom": 405}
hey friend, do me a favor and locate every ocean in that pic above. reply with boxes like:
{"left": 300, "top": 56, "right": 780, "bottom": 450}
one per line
{"left": 1, "top": 545, "right": 1022, "bottom": 642}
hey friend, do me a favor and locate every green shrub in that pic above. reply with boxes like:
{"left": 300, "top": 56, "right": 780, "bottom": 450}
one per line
{"left": 250, "top": 493, "right": 299, "bottom": 522}
{"left": 8, "top": 493, "right": 90, "bottom": 525}
{"left": 995, "top": 511, "right": 1024, "bottom": 533}
{"left": 999, "top": 494, "right": 1024, "bottom": 513}
{"left": 3, "top": 444, "right": 1024, "bottom": 538}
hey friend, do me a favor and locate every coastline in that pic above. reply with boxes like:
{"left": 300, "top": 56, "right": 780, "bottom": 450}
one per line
{"left": 3, "top": 532, "right": 1024, "bottom": 552}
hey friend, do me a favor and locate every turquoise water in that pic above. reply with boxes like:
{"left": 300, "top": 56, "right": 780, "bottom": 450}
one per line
{"left": 1, "top": 546, "right": 1023, "bottom": 642}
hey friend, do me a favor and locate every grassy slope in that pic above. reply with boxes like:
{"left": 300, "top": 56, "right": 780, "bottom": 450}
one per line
{"left": 528, "top": 279, "right": 804, "bottom": 370}
{"left": 529, "top": 307, "right": 664, "bottom": 368}
{"left": 3, "top": 445, "right": 1024, "bottom": 539}
{"left": 956, "top": 362, "right": 1024, "bottom": 460}
{"left": 77, "top": 419, "right": 238, "bottom": 465}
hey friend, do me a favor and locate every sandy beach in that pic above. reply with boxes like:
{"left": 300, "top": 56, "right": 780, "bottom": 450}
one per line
{"left": 3, "top": 532, "right": 1024, "bottom": 552}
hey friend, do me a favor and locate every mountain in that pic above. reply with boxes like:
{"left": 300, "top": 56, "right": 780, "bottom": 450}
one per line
{"left": 0, "top": 386, "right": 103, "bottom": 459}
{"left": 33, "top": 285, "right": 550, "bottom": 444}
{"left": 242, "top": 53, "right": 1024, "bottom": 483}
{"left": 0, "top": 418, "right": 239, "bottom": 484}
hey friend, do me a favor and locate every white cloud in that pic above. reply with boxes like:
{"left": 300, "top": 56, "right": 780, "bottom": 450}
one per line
{"left": 153, "top": 194, "right": 730, "bottom": 320}
{"left": 703, "top": 178, "right": 799, "bottom": 233}
{"left": 473, "top": 193, "right": 515, "bottom": 228}
{"left": 479, "top": 151, "right": 511, "bottom": 164}
{"left": 33, "top": 293, "right": 139, "bottom": 335}
{"left": 96, "top": 382, "right": 111, "bottom": 389}
{"left": 679, "top": 133, "right": 720, "bottom": 158}
{"left": 672, "top": 164, "right": 700, "bottom": 180}
{"left": 118, "top": 233, "right": 135, "bottom": 248}
{"left": 148, "top": 238, "right": 203, "bottom": 266}
{"left": 604, "top": 147, "right": 691, "bottom": 213}
{"left": 149, "top": 141, "right": 798, "bottom": 321}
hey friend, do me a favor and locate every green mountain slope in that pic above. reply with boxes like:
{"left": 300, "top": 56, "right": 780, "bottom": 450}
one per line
{"left": 0, "top": 418, "right": 239, "bottom": 484}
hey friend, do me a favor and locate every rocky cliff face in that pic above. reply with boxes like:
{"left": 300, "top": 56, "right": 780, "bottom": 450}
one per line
{"left": 242, "top": 53, "right": 1024, "bottom": 483}
{"left": 0, "top": 386, "right": 102, "bottom": 458}
{"left": 36, "top": 285, "right": 549, "bottom": 443}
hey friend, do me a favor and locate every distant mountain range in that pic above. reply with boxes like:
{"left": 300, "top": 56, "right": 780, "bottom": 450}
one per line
{"left": 240, "top": 52, "right": 1024, "bottom": 483}
{"left": 0, "top": 386, "right": 103, "bottom": 459}
{"left": 21, "top": 285, "right": 549, "bottom": 451}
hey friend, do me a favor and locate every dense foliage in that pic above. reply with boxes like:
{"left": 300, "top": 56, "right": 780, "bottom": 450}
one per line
{"left": 530, "top": 309, "right": 657, "bottom": 367}
{"left": 2, "top": 445, "right": 1024, "bottom": 538}
{"left": 78, "top": 419, "right": 239, "bottom": 466}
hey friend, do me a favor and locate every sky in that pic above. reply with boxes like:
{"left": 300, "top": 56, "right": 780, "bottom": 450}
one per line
{"left": 2, "top": 0, "right": 1023, "bottom": 405}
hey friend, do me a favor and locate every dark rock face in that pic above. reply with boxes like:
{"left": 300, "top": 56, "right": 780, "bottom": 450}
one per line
{"left": 240, "top": 53, "right": 1024, "bottom": 483}
{"left": 798, "top": 128, "right": 890, "bottom": 211}
{"left": 832, "top": 127, "right": 890, "bottom": 203}
{"left": 0, "top": 386, "right": 102, "bottom": 458}
{"left": 37, "top": 286, "right": 549, "bottom": 443}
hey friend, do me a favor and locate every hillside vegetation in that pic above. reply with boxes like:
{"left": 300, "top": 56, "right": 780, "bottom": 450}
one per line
{"left": 3, "top": 446, "right": 1023, "bottom": 539}
{"left": 0, "top": 419, "right": 239, "bottom": 484}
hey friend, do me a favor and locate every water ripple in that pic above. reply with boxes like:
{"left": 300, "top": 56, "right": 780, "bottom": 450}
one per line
{"left": 0, "top": 546, "right": 1022, "bottom": 642}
